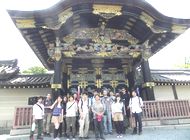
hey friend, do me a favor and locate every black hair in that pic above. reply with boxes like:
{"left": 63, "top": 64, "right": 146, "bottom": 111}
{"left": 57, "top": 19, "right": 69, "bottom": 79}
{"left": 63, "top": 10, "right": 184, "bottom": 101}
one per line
{"left": 69, "top": 95, "right": 74, "bottom": 99}
{"left": 114, "top": 95, "right": 122, "bottom": 103}
{"left": 82, "top": 92, "right": 88, "bottom": 96}
{"left": 94, "top": 94, "right": 100, "bottom": 98}
{"left": 37, "top": 96, "right": 43, "bottom": 100}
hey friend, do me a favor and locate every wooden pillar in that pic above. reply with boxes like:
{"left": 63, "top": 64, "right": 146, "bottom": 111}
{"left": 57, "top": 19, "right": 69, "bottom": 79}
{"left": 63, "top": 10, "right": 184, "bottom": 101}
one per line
{"left": 172, "top": 85, "right": 178, "bottom": 99}
{"left": 51, "top": 37, "right": 63, "bottom": 101}
{"left": 141, "top": 59, "right": 155, "bottom": 100}
{"left": 127, "top": 68, "right": 135, "bottom": 92}
{"left": 52, "top": 59, "right": 62, "bottom": 101}
{"left": 62, "top": 71, "right": 68, "bottom": 95}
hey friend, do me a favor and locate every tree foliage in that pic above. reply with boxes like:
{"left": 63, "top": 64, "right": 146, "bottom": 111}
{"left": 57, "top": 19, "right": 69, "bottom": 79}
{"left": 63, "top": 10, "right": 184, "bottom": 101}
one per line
{"left": 175, "top": 57, "right": 190, "bottom": 69}
{"left": 22, "top": 66, "right": 47, "bottom": 74}
{"left": 175, "top": 64, "right": 190, "bottom": 69}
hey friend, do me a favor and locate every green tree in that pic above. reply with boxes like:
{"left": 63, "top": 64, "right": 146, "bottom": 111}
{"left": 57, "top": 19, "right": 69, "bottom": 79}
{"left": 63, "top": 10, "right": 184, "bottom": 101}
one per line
{"left": 22, "top": 66, "right": 47, "bottom": 74}
{"left": 175, "top": 57, "right": 190, "bottom": 69}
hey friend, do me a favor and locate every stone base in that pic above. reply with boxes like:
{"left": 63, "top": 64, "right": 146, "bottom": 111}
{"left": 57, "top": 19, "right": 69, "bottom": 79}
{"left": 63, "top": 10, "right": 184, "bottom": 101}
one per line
{"left": 161, "top": 119, "right": 179, "bottom": 125}
{"left": 10, "top": 128, "right": 30, "bottom": 136}
{"left": 143, "top": 118, "right": 190, "bottom": 127}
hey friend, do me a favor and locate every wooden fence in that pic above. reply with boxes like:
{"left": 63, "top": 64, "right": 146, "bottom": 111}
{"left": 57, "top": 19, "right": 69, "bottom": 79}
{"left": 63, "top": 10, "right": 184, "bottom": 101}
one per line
{"left": 13, "top": 106, "right": 33, "bottom": 129}
{"left": 142, "top": 100, "right": 190, "bottom": 120}
{"left": 12, "top": 100, "right": 190, "bottom": 129}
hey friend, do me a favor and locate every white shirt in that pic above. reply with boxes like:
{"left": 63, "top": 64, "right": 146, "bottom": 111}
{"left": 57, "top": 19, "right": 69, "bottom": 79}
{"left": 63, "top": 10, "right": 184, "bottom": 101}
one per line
{"left": 78, "top": 99, "right": 89, "bottom": 114}
{"left": 66, "top": 101, "right": 78, "bottom": 117}
{"left": 129, "top": 96, "right": 143, "bottom": 113}
{"left": 33, "top": 103, "right": 44, "bottom": 119}
{"left": 111, "top": 102, "right": 123, "bottom": 114}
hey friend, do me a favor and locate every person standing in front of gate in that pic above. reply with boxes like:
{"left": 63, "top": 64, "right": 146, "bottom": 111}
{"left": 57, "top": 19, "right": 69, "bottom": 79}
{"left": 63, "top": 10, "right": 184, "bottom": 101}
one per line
{"left": 111, "top": 94, "right": 124, "bottom": 138}
{"left": 51, "top": 95, "right": 64, "bottom": 140}
{"left": 120, "top": 87, "right": 130, "bottom": 133}
{"left": 101, "top": 89, "right": 113, "bottom": 135}
{"left": 30, "top": 96, "right": 44, "bottom": 140}
{"left": 129, "top": 90, "right": 143, "bottom": 135}
{"left": 78, "top": 92, "right": 90, "bottom": 140}
{"left": 66, "top": 95, "right": 78, "bottom": 140}
{"left": 43, "top": 93, "right": 53, "bottom": 137}
{"left": 92, "top": 94, "right": 105, "bottom": 140}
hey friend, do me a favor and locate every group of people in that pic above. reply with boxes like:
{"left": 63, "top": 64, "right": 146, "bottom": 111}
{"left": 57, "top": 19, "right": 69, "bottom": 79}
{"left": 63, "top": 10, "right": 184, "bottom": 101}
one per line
{"left": 29, "top": 88, "right": 143, "bottom": 140}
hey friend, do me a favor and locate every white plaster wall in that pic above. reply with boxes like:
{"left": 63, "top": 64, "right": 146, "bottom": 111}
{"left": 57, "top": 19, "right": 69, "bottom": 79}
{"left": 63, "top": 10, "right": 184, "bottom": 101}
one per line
{"left": 0, "top": 88, "right": 51, "bottom": 127}
{"left": 176, "top": 85, "right": 190, "bottom": 100}
{"left": 153, "top": 86, "right": 174, "bottom": 100}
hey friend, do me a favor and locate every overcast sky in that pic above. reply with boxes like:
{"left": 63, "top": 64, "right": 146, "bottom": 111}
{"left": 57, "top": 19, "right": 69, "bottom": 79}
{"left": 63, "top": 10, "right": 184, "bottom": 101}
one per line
{"left": 0, "top": 0, "right": 190, "bottom": 71}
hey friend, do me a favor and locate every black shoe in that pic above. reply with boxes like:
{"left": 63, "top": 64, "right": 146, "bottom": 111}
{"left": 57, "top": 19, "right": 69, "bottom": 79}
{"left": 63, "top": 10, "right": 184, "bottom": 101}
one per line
{"left": 104, "top": 132, "right": 108, "bottom": 135}
{"left": 100, "top": 137, "right": 105, "bottom": 140}
{"left": 109, "top": 132, "right": 113, "bottom": 135}
{"left": 139, "top": 131, "right": 142, "bottom": 135}
{"left": 43, "top": 132, "right": 47, "bottom": 136}
{"left": 79, "top": 137, "right": 83, "bottom": 140}
{"left": 132, "top": 131, "right": 137, "bottom": 135}
{"left": 95, "top": 137, "right": 100, "bottom": 140}
{"left": 84, "top": 136, "right": 89, "bottom": 139}
{"left": 46, "top": 133, "right": 51, "bottom": 137}
{"left": 59, "top": 133, "right": 63, "bottom": 137}
{"left": 29, "top": 135, "right": 34, "bottom": 140}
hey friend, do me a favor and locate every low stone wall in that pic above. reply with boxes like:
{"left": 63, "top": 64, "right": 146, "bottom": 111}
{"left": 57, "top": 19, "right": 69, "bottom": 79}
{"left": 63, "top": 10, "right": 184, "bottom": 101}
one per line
{"left": 143, "top": 118, "right": 190, "bottom": 126}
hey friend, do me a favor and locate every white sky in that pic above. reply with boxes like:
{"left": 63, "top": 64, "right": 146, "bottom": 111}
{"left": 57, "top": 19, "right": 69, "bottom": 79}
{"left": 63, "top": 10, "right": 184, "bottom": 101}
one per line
{"left": 0, "top": 0, "right": 190, "bottom": 71}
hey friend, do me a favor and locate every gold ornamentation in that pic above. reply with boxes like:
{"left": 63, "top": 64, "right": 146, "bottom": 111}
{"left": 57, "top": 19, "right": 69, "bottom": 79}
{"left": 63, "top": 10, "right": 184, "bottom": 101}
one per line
{"left": 125, "top": 80, "right": 129, "bottom": 86}
{"left": 79, "top": 81, "right": 88, "bottom": 88}
{"left": 109, "top": 68, "right": 117, "bottom": 74}
{"left": 67, "top": 65, "right": 72, "bottom": 75}
{"left": 143, "top": 82, "right": 155, "bottom": 88}
{"left": 51, "top": 84, "right": 62, "bottom": 89}
{"left": 142, "top": 40, "right": 152, "bottom": 60}
{"left": 110, "top": 80, "right": 118, "bottom": 88}
{"left": 67, "top": 80, "right": 71, "bottom": 88}
{"left": 171, "top": 25, "right": 187, "bottom": 34}
{"left": 129, "top": 51, "right": 141, "bottom": 58}
{"left": 47, "top": 38, "right": 63, "bottom": 61}
{"left": 63, "top": 52, "right": 76, "bottom": 57}
{"left": 150, "top": 26, "right": 168, "bottom": 33}
{"left": 54, "top": 47, "right": 62, "bottom": 61}
{"left": 93, "top": 4, "right": 122, "bottom": 19}
{"left": 58, "top": 8, "right": 73, "bottom": 24}
{"left": 97, "top": 52, "right": 113, "bottom": 57}
{"left": 78, "top": 68, "right": 88, "bottom": 74}
{"left": 140, "top": 12, "right": 155, "bottom": 28}
{"left": 63, "top": 28, "right": 139, "bottom": 44}
{"left": 140, "top": 12, "right": 168, "bottom": 33}
{"left": 96, "top": 79, "right": 102, "bottom": 88}
{"left": 44, "top": 8, "right": 73, "bottom": 30}
{"left": 95, "top": 68, "right": 102, "bottom": 75}
{"left": 15, "top": 19, "right": 35, "bottom": 28}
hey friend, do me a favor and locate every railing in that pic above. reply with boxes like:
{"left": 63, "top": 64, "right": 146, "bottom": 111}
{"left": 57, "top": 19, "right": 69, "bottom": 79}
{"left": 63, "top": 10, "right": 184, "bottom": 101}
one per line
{"left": 12, "top": 100, "right": 190, "bottom": 129}
{"left": 142, "top": 100, "right": 190, "bottom": 120}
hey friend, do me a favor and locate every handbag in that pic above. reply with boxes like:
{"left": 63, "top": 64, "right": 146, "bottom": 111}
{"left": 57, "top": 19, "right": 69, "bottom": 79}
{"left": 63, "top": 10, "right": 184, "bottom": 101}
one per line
{"left": 52, "top": 107, "right": 61, "bottom": 116}
{"left": 96, "top": 114, "right": 103, "bottom": 122}
{"left": 130, "top": 115, "right": 136, "bottom": 128}
{"left": 31, "top": 122, "right": 36, "bottom": 131}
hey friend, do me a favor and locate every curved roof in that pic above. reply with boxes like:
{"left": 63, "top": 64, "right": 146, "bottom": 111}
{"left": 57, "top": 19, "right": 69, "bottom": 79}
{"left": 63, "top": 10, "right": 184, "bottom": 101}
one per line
{"left": 151, "top": 69, "right": 190, "bottom": 85}
{"left": 0, "top": 59, "right": 19, "bottom": 80}
{"left": 7, "top": 0, "right": 190, "bottom": 70}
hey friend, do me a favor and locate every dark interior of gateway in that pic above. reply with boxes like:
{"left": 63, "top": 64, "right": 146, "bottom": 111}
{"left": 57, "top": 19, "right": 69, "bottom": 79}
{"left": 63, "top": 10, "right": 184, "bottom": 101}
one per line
{"left": 7, "top": 0, "right": 190, "bottom": 100}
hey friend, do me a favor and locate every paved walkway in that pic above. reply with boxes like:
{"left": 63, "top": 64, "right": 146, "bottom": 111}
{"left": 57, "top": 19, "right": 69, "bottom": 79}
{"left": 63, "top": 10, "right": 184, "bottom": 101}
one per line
{"left": 1, "top": 125, "right": 190, "bottom": 140}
